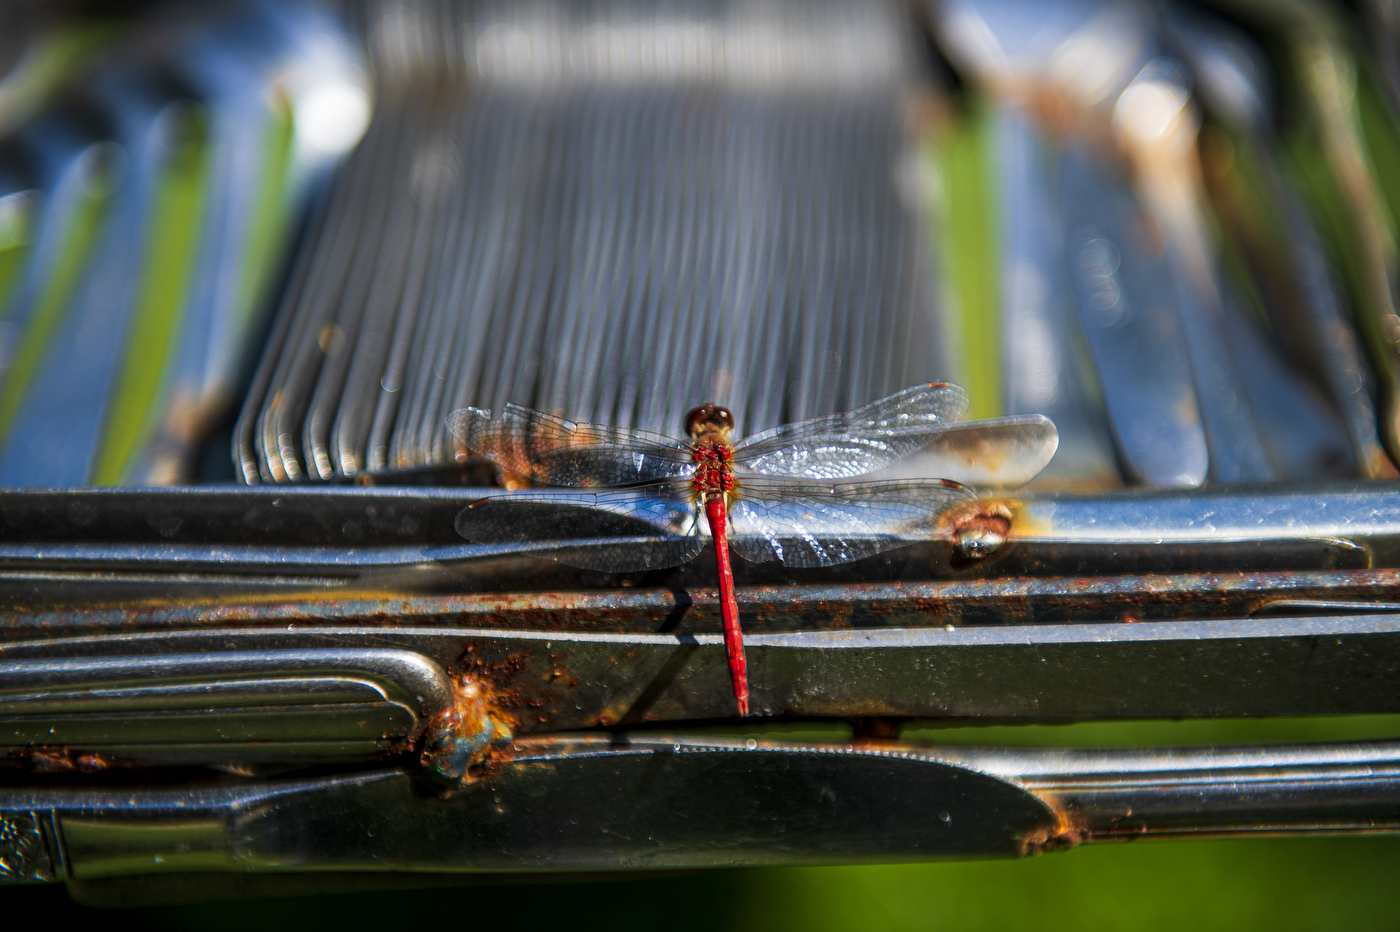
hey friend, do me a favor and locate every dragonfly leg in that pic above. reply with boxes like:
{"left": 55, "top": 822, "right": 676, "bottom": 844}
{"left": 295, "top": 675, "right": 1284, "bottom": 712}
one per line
{"left": 705, "top": 497, "right": 748, "bottom": 716}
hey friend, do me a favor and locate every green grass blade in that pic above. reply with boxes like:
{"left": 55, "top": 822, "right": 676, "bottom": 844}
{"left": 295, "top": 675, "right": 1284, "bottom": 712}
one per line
{"left": 91, "top": 111, "right": 210, "bottom": 486}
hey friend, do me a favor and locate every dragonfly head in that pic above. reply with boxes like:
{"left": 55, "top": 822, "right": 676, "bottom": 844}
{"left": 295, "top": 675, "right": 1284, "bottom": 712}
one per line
{"left": 684, "top": 403, "right": 735, "bottom": 441}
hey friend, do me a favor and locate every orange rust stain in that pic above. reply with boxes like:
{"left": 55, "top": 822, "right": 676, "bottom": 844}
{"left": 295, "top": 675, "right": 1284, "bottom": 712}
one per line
{"left": 982, "top": 497, "right": 1046, "bottom": 540}
{"left": 850, "top": 718, "right": 902, "bottom": 742}
{"left": 447, "top": 644, "right": 540, "bottom": 733}
{"left": 11, "top": 747, "right": 111, "bottom": 774}
{"left": 1019, "top": 800, "right": 1091, "bottom": 857}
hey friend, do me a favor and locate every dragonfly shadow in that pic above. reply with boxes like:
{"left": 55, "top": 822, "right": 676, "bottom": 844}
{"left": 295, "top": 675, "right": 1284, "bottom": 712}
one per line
{"left": 619, "top": 590, "right": 699, "bottom": 725}
{"left": 657, "top": 588, "right": 693, "bottom": 633}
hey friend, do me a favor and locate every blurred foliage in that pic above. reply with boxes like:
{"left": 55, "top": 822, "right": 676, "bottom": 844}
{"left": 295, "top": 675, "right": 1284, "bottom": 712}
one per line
{"left": 0, "top": 175, "right": 110, "bottom": 447}
{"left": 0, "top": 211, "right": 26, "bottom": 310}
{"left": 1198, "top": 126, "right": 1283, "bottom": 333}
{"left": 1357, "top": 65, "right": 1400, "bottom": 244}
{"left": 931, "top": 99, "right": 1002, "bottom": 420}
{"left": 0, "top": 24, "right": 116, "bottom": 140}
{"left": 92, "top": 109, "right": 211, "bottom": 485}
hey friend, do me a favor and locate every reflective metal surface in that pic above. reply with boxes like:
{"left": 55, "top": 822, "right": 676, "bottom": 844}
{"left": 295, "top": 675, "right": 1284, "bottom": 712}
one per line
{"left": 1, "top": 483, "right": 1398, "bottom": 582}
{"left": 0, "top": 484, "right": 1399, "bottom": 733}
{"left": 4, "top": 0, "right": 1400, "bottom": 897}
{"left": 240, "top": 0, "right": 946, "bottom": 483}
{"left": 0, "top": 650, "right": 451, "bottom": 763}
{"left": 3, "top": 612, "right": 1397, "bottom": 731}
{"left": 4, "top": 735, "right": 1399, "bottom": 889}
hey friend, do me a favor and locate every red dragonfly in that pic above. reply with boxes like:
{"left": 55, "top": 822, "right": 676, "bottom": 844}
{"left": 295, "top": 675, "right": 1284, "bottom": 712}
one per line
{"left": 450, "top": 382, "right": 1027, "bottom": 717}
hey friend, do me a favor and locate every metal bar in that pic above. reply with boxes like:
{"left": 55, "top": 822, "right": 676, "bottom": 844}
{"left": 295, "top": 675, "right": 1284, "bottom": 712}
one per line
{"left": 3, "top": 735, "right": 1397, "bottom": 888}
{"left": 1, "top": 611, "right": 1398, "bottom": 726}
{"left": 1, "top": 483, "right": 1398, "bottom": 572}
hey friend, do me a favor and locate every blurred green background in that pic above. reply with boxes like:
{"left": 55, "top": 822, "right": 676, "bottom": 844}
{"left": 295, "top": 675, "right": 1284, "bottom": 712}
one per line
{"left": 7, "top": 833, "right": 1400, "bottom": 930}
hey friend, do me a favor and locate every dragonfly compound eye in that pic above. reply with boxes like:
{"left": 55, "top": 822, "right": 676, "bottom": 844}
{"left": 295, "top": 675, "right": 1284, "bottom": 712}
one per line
{"left": 684, "top": 403, "right": 735, "bottom": 437}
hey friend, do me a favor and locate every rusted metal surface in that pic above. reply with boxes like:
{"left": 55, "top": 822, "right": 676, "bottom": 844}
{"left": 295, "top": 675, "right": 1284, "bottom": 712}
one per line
{"left": 3, "top": 484, "right": 1400, "bottom": 872}
{"left": 9, "top": 748, "right": 110, "bottom": 774}
{"left": 1, "top": 613, "right": 1399, "bottom": 731}
{"left": 3, "top": 567, "right": 1400, "bottom": 640}
{"left": 420, "top": 663, "right": 514, "bottom": 784}
{"left": 1016, "top": 806, "right": 1091, "bottom": 857}
{"left": 1, "top": 485, "right": 1391, "bottom": 739}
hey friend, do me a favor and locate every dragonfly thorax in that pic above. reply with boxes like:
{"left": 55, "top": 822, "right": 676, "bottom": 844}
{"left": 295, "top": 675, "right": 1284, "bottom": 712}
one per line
{"left": 685, "top": 404, "right": 736, "bottom": 501}
{"left": 691, "top": 438, "right": 735, "bottom": 501}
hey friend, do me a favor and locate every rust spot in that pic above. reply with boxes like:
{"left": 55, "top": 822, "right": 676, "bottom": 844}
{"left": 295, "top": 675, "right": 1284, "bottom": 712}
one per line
{"left": 440, "top": 642, "right": 582, "bottom": 738}
{"left": 11, "top": 747, "right": 111, "bottom": 774}
{"left": 420, "top": 672, "right": 513, "bottom": 787}
{"left": 418, "top": 646, "right": 546, "bottom": 787}
{"left": 1019, "top": 804, "right": 1091, "bottom": 856}
{"left": 851, "top": 718, "right": 901, "bottom": 742}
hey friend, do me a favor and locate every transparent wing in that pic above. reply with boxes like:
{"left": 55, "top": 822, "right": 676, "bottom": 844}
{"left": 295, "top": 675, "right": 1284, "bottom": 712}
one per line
{"left": 727, "top": 478, "right": 979, "bottom": 568}
{"left": 731, "top": 382, "right": 971, "bottom": 480}
{"left": 448, "top": 405, "right": 695, "bottom": 488}
{"left": 862, "top": 415, "right": 1060, "bottom": 488}
{"left": 454, "top": 484, "right": 704, "bottom": 572}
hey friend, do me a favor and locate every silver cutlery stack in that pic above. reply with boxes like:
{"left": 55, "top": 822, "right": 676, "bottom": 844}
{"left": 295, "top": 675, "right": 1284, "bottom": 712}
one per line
{"left": 237, "top": 0, "right": 950, "bottom": 482}
{"left": 234, "top": 0, "right": 1400, "bottom": 494}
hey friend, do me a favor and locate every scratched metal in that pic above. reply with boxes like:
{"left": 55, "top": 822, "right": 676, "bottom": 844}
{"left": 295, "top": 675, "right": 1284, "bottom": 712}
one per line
{"left": 0, "top": 810, "right": 54, "bottom": 883}
{"left": 8, "top": 740, "right": 1055, "bottom": 880}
